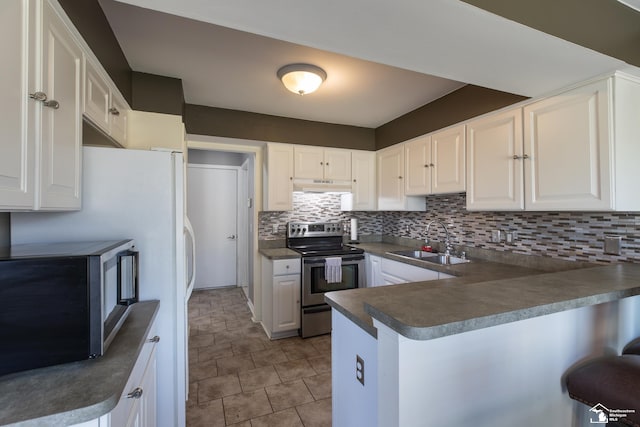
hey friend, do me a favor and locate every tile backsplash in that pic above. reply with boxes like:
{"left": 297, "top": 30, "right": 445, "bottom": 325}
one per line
{"left": 259, "top": 192, "right": 640, "bottom": 263}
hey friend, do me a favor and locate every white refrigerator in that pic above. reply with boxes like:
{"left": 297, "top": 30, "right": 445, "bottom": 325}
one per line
{"left": 11, "top": 146, "right": 196, "bottom": 427}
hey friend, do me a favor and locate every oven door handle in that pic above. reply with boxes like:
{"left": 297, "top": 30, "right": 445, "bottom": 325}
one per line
{"left": 304, "top": 305, "right": 332, "bottom": 314}
{"left": 302, "top": 255, "right": 365, "bottom": 264}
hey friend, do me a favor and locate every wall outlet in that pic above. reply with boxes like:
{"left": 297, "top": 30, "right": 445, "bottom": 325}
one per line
{"left": 491, "top": 230, "right": 502, "bottom": 243}
{"left": 505, "top": 232, "right": 517, "bottom": 244}
{"left": 356, "top": 355, "right": 365, "bottom": 386}
{"left": 604, "top": 235, "right": 622, "bottom": 255}
{"left": 272, "top": 224, "right": 279, "bottom": 234}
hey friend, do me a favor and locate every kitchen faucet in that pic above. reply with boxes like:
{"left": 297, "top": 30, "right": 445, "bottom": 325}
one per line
{"left": 425, "top": 220, "right": 453, "bottom": 255}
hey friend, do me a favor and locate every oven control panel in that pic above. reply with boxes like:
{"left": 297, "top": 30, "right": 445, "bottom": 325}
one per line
{"left": 287, "top": 222, "right": 343, "bottom": 237}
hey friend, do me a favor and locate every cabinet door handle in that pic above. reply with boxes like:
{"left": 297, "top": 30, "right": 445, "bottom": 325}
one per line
{"left": 148, "top": 335, "right": 160, "bottom": 343}
{"left": 398, "top": 176, "right": 403, "bottom": 179}
{"left": 512, "top": 154, "right": 530, "bottom": 160}
{"left": 127, "top": 387, "right": 143, "bottom": 399}
{"left": 109, "top": 107, "right": 120, "bottom": 116}
{"left": 29, "top": 91, "right": 59, "bottom": 109}
{"left": 424, "top": 164, "right": 430, "bottom": 168}
{"left": 430, "top": 163, "right": 434, "bottom": 167}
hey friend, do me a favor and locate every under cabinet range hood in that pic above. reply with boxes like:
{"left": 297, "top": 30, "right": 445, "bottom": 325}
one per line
{"left": 293, "top": 179, "right": 352, "bottom": 193}
{"left": 293, "top": 178, "right": 352, "bottom": 193}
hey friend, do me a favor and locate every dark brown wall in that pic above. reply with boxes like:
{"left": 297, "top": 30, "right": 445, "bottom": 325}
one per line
{"left": 462, "top": 0, "right": 640, "bottom": 68}
{"left": 131, "top": 72, "right": 185, "bottom": 116}
{"left": 375, "top": 85, "right": 527, "bottom": 149}
{"left": 184, "top": 104, "right": 376, "bottom": 150}
{"left": 58, "top": 0, "right": 132, "bottom": 103}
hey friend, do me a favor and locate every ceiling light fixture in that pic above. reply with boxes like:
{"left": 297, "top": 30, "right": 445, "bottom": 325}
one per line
{"left": 277, "top": 63, "right": 327, "bottom": 96}
{"left": 617, "top": 0, "right": 640, "bottom": 12}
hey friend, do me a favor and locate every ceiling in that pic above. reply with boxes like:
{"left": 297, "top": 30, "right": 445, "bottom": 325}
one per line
{"left": 100, "top": 0, "right": 635, "bottom": 128}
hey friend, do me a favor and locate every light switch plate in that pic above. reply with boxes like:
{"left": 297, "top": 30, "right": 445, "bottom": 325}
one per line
{"left": 604, "top": 235, "right": 622, "bottom": 255}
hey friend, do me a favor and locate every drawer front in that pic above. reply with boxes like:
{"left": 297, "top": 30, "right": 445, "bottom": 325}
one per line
{"left": 273, "top": 258, "right": 301, "bottom": 275}
{"left": 110, "top": 321, "right": 158, "bottom": 426}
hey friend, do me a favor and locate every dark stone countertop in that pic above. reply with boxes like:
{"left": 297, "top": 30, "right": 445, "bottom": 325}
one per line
{"left": 259, "top": 247, "right": 301, "bottom": 260}
{"left": 326, "top": 242, "right": 640, "bottom": 340}
{"left": 0, "top": 300, "right": 160, "bottom": 426}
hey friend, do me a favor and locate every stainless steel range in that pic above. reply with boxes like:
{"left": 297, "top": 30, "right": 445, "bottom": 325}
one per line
{"left": 286, "top": 222, "right": 365, "bottom": 338}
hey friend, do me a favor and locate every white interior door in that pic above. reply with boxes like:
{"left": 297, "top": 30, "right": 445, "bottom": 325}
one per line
{"left": 188, "top": 165, "right": 238, "bottom": 289}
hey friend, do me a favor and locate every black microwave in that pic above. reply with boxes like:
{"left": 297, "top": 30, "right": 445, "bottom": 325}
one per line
{"left": 0, "top": 240, "right": 138, "bottom": 376}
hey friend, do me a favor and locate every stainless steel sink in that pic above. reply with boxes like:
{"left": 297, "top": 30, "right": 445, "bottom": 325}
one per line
{"left": 388, "top": 250, "right": 471, "bottom": 265}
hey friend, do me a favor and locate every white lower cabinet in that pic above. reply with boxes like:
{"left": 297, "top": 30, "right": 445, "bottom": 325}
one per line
{"left": 70, "top": 321, "right": 159, "bottom": 427}
{"left": 366, "top": 254, "right": 444, "bottom": 287}
{"left": 261, "top": 256, "right": 301, "bottom": 338}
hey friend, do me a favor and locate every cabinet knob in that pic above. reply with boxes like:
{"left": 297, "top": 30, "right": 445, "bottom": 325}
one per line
{"left": 109, "top": 107, "right": 120, "bottom": 116}
{"left": 127, "top": 387, "right": 143, "bottom": 399}
{"left": 512, "top": 154, "right": 530, "bottom": 160}
{"left": 320, "top": 162, "right": 324, "bottom": 165}
{"left": 286, "top": 265, "right": 290, "bottom": 269}
{"left": 148, "top": 335, "right": 160, "bottom": 343}
{"left": 326, "top": 162, "right": 329, "bottom": 166}
{"left": 424, "top": 164, "right": 430, "bottom": 168}
{"left": 29, "top": 91, "right": 59, "bottom": 109}
{"left": 398, "top": 176, "right": 403, "bottom": 179}
{"left": 430, "top": 163, "right": 435, "bottom": 167}
{"left": 353, "top": 179, "right": 357, "bottom": 182}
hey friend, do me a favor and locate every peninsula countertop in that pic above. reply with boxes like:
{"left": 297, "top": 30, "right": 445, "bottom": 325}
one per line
{"left": 326, "top": 242, "right": 640, "bottom": 339}
{"left": 0, "top": 300, "right": 159, "bottom": 427}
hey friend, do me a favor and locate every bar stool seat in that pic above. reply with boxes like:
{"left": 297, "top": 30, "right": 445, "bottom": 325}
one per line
{"left": 623, "top": 337, "right": 640, "bottom": 355}
{"left": 565, "top": 355, "right": 640, "bottom": 426}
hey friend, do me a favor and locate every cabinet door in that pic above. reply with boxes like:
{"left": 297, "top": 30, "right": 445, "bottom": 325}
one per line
{"left": 377, "top": 145, "right": 405, "bottom": 210}
{"left": 524, "top": 79, "right": 612, "bottom": 210}
{"left": 324, "top": 148, "right": 351, "bottom": 180}
{"left": 294, "top": 146, "right": 324, "bottom": 179}
{"left": 273, "top": 274, "right": 300, "bottom": 333}
{"left": 351, "top": 151, "right": 376, "bottom": 210}
{"left": 83, "top": 58, "right": 110, "bottom": 133}
{"left": 466, "top": 108, "right": 524, "bottom": 210}
{"left": 431, "top": 125, "right": 465, "bottom": 194}
{"left": 39, "top": 0, "right": 82, "bottom": 210}
{"left": 109, "top": 92, "right": 128, "bottom": 146}
{"left": 264, "top": 144, "right": 293, "bottom": 210}
{"left": 0, "top": 0, "right": 35, "bottom": 209}
{"left": 404, "top": 135, "right": 431, "bottom": 195}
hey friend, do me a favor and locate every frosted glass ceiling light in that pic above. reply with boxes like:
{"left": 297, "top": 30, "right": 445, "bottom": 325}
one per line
{"left": 277, "top": 64, "right": 327, "bottom": 95}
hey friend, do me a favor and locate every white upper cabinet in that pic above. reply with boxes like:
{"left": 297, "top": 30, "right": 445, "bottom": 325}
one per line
{"left": 0, "top": 0, "right": 82, "bottom": 211}
{"left": 377, "top": 145, "right": 425, "bottom": 211}
{"left": 350, "top": 150, "right": 377, "bottom": 210}
{"left": 127, "top": 110, "right": 184, "bottom": 151}
{"left": 0, "top": 0, "right": 36, "bottom": 209}
{"left": 294, "top": 146, "right": 351, "bottom": 180}
{"left": 523, "top": 79, "right": 611, "bottom": 211}
{"left": 264, "top": 143, "right": 294, "bottom": 211}
{"left": 39, "top": 0, "right": 83, "bottom": 210}
{"left": 466, "top": 108, "right": 524, "bottom": 210}
{"left": 404, "top": 135, "right": 431, "bottom": 195}
{"left": 83, "top": 57, "right": 129, "bottom": 147}
{"left": 431, "top": 125, "right": 466, "bottom": 194}
{"left": 405, "top": 125, "right": 465, "bottom": 196}
{"left": 467, "top": 73, "right": 640, "bottom": 211}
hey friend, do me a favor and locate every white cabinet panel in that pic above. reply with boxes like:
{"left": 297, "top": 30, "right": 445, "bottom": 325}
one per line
{"left": 404, "top": 135, "right": 431, "bottom": 195}
{"left": 342, "top": 150, "right": 376, "bottom": 211}
{"left": 377, "top": 145, "right": 425, "bottom": 211}
{"left": 294, "top": 146, "right": 351, "bottom": 180}
{"left": 431, "top": 125, "right": 465, "bottom": 194}
{"left": 524, "top": 79, "right": 611, "bottom": 210}
{"left": 261, "top": 255, "right": 301, "bottom": 338}
{"left": 466, "top": 108, "right": 524, "bottom": 210}
{"left": 0, "top": 0, "right": 35, "bottom": 209}
{"left": 39, "top": 0, "right": 83, "bottom": 210}
{"left": 264, "top": 143, "right": 294, "bottom": 211}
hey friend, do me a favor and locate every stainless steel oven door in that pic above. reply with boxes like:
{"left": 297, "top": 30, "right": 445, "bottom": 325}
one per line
{"left": 302, "top": 255, "right": 365, "bottom": 307}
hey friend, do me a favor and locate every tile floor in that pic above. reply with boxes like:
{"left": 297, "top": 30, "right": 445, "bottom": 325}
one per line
{"left": 186, "top": 287, "right": 332, "bottom": 427}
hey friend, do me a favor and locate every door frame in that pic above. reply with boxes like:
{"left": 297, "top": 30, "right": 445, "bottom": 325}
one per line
{"left": 186, "top": 136, "right": 263, "bottom": 322}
